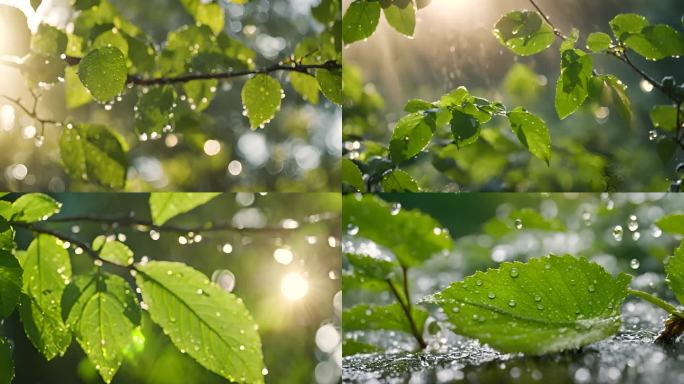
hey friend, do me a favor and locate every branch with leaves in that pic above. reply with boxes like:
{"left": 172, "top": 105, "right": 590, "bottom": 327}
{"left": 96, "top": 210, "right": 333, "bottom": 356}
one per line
{"left": 0, "top": 0, "right": 342, "bottom": 190}
{"left": 342, "top": 0, "right": 684, "bottom": 192}
{"left": 0, "top": 192, "right": 338, "bottom": 383}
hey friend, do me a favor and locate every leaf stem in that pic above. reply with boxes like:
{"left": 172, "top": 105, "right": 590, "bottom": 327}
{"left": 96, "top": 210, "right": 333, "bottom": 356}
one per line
{"left": 386, "top": 271, "right": 427, "bottom": 349}
{"left": 627, "top": 288, "right": 684, "bottom": 317}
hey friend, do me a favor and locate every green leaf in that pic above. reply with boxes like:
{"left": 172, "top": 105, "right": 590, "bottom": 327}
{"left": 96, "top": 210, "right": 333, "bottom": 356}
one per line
{"left": 650, "top": 105, "right": 681, "bottom": 131}
{"left": 404, "top": 99, "right": 434, "bottom": 113}
{"left": 665, "top": 241, "right": 684, "bottom": 306}
{"left": 383, "top": 3, "right": 416, "bottom": 37}
{"left": 149, "top": 193, "right": 220, "bottom": 226}
{"left": 0, "top": 216, "right": 14, "bottom": 253}
{"left": 66, "top": 66, "right": 93, "bottom": 109}
{"left": 0, "top": 251, "right": 21, "bottom": 319}
{"left": 657, "top": 138, "right": 678, "bottom": 163}
{"left": 92, "top": 30, "right": 129, "bottom": 56}
{"left": 316, "top": 68, "right": 342, "bottom": 105}
{"left": 289, "top": 72, "right": 320, "bottom": 103}
{"left": 183, "top": 80, "right": 217, "bottom": 111}
{"left": 342, "top": 0, "right": 381, "bottom": 44}
{"left": 62, "top": 271, "right": 140, "bottom": 383}
{"left": 656, "top": 214, "right": 684, "bottom": 235}
{"left": 10, "top": 193, "right": 61, "bottom": 223}
{"left": 424, "top": 255, "right": 632, "bottom": 354}
{"left": 59, "top": 124, "right": 128, "bottom": 189}
{"left": 135, "top": 261, "right": 264, "bottom": 383}
{"left": 343, "top": 194, "right": 453, "bottom": 267}
{"left": 73, "top": 0, "right": 101, "bottom": 10}
{"left": 31, "top": 24, "right": 67, "bottom": 56}
{"left": 78, "top": 47, "right": 127, "bottom": 102}
{"left": 493, "top": 11, "right": 555, "bottom": 56}
{"left": 342, "top": 158, "right": 365, "bottom": 192}
{"left": 603, "top": 75, "right": 632, "bottom": 123}
{"left": 609, "top": 14, "right": 649, "bottom": 41}
{"left": 92, "top": 236, "right": 134, "bottom": 266}
{"left": 30, "top": 0, "right": 42, "bottom": 10}
{"left": 389, "top": 112, "right": 436, "bottom": 163}
{"left": 342, "top": 339, "right": 380, "bottom": 356}
{"left": 381, "top": 169, "right": 420, "bottom": 192}
{"left": 624, "top": 24, "right": 684, "bottom": 60}
{"left": 438, "top": 86, "right": 469, "bottom": 108}
{"left": 134, "top": 86, "right": 177, "bottom": 137}
{"left": 450, "top": 108, "right": 481, "bottom": 147}
{"left": 241, "top": 74, "right": 282, "bottom": 129}
{"left": 0, "top": 337, "right": 13, "bottom": 384}
{"left": 346, "top": 252, "right": 397, "bottom": 281}
{"left": 343, "top": 303, "right": 428, "bottom": 334}
{"left": 19, "top": 235, "right": 72, "bottom": 360}
{"left": 555, "top": 49, "right": 593, "bottom": 119}
{"left": 508, "top": 108, "right": 551, "bottom": 165}
{"left": 179, "top": 0, "right": 225, "bottom": 35}
{"left": 586, "top": 32, "right": 612, "bottom": 53}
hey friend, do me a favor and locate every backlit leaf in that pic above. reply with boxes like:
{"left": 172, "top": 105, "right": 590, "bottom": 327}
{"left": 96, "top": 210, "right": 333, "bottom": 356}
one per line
{"left": 78, "top": 47, "right": 127, "bottom": 102}
{"left": 241, "top": 74, "right": 282, "bottom": 129}
{"left": 149, "top": 193, "right": 220, "bottom": 226}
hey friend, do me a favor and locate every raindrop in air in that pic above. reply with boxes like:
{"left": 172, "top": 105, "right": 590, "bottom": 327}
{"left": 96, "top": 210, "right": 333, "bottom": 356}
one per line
{"left": 612, "top": 225, "right": 623, "bottom": 241}
{"left": 514, "top": 218, "right": 523, "bottom": 230}
{"left": 211, "top": 269, "right": 236, "bottom": 293}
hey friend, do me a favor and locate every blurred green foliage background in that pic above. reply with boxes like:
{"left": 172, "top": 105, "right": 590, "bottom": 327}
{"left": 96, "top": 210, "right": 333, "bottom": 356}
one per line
{"left": 343, "top": 0, "right": 684, "bottom": 192}
{"left": 2, "top": 192, "right": 341, "bottom": 383}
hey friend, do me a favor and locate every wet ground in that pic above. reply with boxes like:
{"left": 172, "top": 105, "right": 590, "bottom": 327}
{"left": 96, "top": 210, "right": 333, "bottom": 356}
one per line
{"left": 343, "top": 295, "right": 684, "bottom": 383}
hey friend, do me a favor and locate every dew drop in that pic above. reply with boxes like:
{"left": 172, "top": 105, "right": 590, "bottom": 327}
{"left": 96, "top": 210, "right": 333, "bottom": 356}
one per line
{"left": 509, "top": 268, "right": 519, "bottom": 278}
{"left": 514, "top": 218, "right": 523, "bottom": 230}
{"left": 346, "top": 224, "right": 359, "bottom": 235}
{"left": 587, "top": 284, "right": 596, "bottom": 293}
{"left": 487, "top": 292, "right": 496, "bottom": 299}
{"left": 390, "top": 203, "right": 401, "bottom": 215}
{"left": 630, "top": 259, "right": 640, "bottom": 270}
{"left": 508, "top": 300, "right": 517, "bottom": 308}
{"left": 612, "top": 225, "right": 623, "bottom": 241}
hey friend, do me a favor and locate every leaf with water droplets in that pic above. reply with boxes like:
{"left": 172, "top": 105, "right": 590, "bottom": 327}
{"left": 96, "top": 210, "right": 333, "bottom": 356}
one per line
{"left": 343, "top": 303, "right": 428, "bottom": 335}
{"left": 381, "top": 169, "right": 420, "bottom": 192}
{"left": 61, "top": 270, "right": 139, "bottom": 383}
{"left": 10, "top": 193, "right": 61, "bottom": 223}
{"left": 92, "top": 236, "right": 134, "bottom": 267}
{"left": 555, "top": 49, "right": 593, "bottom": 120}
{"left": 0, "top": 249, "right": 21, "bottom": 319}
{"left": 149, "top": 193, "right": 220, "bottom": 226}
{"left": 345, "top": 252, "right": 398, "bottom": 282}
{"left": 316, "top": 68, "right": 342, "bottom": 105}
{"left": 508, "top": 108, "right": 551, "bottom": 165}
{"left": 650, "top": 105, "right": 682, "bottom": 132}
{"left": 424, "top": 255, "right": 631, "bottom": 354}
{"left": 134, "top": 85, "right": 177, "bottom": 137}
{"left": 342, "top": 158, "right": 365, "bottom": 192}
{"left": 18, "top": 235, "right": 72, "bottom": 360}
{"left": 289, "top": 72, "right": 320, "bottom": 104}
{"left": 135, "top": 261, "right": 264, "bottom": 383}
{"left": 493, "top": 11, "right": 555, "bottom": 56}
{"left": 241, "top": 74, "right": 282, "bottom": 129}
{"left": 179, "top": 0, "right": 225, "bottom": 35}
{"left": 389, "top": 112, "right": 436, "bottom": 164}
{"left": 342, "top": 339, "right": 380, "bottom": 356}
{"left": 656, "top": 214, "right": 684, "bottom": 235}
{"left": 383, "top": 3, "right": 416, "bottom": 37}
{"left": 624, "top": 24, "right": 684, "bottom": 61}
{"left": 585, "top": 32, "right": 612, "bottom": 53}
{"left": 59, "top": 124, "right": 128, "bottom": 189}
{"left": 78, "top": 46, "right": 127, "bottom": 102}
{"left": 342, "top": 0, "right": 381, "bottom": 44}
{"left": 343, "top": 195, "right": 453, "bottom": 267}
{"left": 665, "top": 241, "right": 684, "bottom": 306}
{"left": 0, "top": 336, "right": 13, "bottom": 384}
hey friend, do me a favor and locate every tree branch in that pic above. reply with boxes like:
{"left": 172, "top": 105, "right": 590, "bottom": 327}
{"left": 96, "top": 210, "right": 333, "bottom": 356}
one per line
{"left": 12, "top": 222, "right": 134, "bottom": 271}
{"left": 528, "top": 0, "right": 568, "bottom": 40}
{"left": 44, "top": 212, "right": 339, "bottom": 234}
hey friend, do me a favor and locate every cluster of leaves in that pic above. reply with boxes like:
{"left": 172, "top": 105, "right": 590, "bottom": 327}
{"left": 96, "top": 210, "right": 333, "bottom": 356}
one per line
{"left": 1, "top": 0, "right": 341, "bottom": 189}
{"left": 0, "top": 192, "right": 266, "bottom": 384}
{"left": 343, "top": 86, "right": 552, "bottom": 192}
{"left": 342, "top": 1, "right": 684, "bottom": 191}
{"left": 342, "top": 195, "right": 684, "bottom": 357}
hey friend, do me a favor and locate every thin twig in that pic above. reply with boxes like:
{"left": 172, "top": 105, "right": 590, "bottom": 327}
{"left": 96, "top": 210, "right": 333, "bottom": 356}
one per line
{"left": 127, "top": 61, "right": 341, "bottom": 86}
{"left": 12, "top": 222, "right": 134, "bottom": 271}
{"left": 528, "top": 0, "right": 568, "bottom": 40}
{"left": 45, "top": 212, "right": 340, "bottom": 234}
{"left": 0, "top": 95, "right": 59, "bottom": 126}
